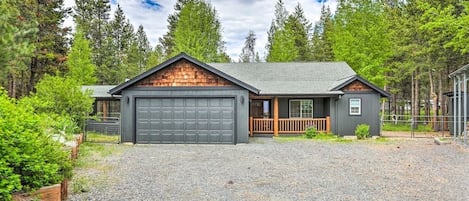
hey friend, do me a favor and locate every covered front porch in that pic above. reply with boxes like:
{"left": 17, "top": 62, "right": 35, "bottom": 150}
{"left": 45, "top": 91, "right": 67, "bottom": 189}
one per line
{"left": 248, "top": 95, "right": 332, "bottom": 136}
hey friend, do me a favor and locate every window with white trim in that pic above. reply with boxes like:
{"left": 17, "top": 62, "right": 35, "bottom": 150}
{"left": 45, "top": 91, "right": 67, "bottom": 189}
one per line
{"left": 349, "top": 98, "right": 361, "bottom": 115}
{"left": 289, "top": 99, "right": 313, "bottom": 118}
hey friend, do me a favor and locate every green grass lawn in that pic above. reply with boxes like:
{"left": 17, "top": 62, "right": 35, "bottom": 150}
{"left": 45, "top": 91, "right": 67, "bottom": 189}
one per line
{"left": 382, "top": 123, "right": 433, "bottom": 132}
{"left": 84, "top": 132, "right": 119, "bottom": 143}
{"left": 274, "top": 133, "right": 392, "bottom": 144}
{"left": 274, "top": 133, "right": 353, "bottom": 143}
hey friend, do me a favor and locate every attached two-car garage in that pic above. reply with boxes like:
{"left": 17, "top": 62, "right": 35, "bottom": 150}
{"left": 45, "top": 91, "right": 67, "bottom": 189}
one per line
{"left": 135, "top": 98, "right": 235, "bottom": 144}
{"left": 110, "top": 53, "right": 256, "bottom": 144}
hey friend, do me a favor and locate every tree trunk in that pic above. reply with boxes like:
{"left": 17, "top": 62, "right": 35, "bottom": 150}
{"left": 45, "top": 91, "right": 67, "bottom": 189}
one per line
{"left": 429, "top": 69, "right": 438, "bottom": 131}
{"left": 436, "top": 72, "right": 443, "bottom": 131}
{"left": 28, "top": 56, "right": 38, "bottom": 94}
{"left": 412, "top": 72, "right": 418, "bottom": 129}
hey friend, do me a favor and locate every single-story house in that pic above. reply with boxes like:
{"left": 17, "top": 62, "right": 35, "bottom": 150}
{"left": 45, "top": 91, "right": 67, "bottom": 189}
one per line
{"left": 109, "top": 53, "right": 390, "bottom": 144}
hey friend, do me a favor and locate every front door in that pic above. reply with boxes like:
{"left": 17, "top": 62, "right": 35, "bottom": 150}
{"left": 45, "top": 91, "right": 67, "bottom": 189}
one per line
{"left": 250, "top": 100, "right": 270, "bottom": 118}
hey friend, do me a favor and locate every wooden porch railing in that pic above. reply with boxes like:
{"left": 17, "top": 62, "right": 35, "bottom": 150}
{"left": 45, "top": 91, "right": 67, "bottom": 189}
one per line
{"left": 249, "top": 116, "right": 330, "bottom": 136}
{"left": 250, "top": 117, "right": 274, "bottom": 134}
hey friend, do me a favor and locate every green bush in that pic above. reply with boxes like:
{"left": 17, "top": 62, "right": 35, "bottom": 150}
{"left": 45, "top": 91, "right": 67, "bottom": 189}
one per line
{"left": 304, "top": 126, "right": 319, "bottom": 139}
{"left": 355, "top": 124, "right": 370, "bottom": 140}
{"left": 24, "top": 75, "right": 94, "bottom": 131}
{"left": 0, "top": 88, "right": 72, "bottom": 200}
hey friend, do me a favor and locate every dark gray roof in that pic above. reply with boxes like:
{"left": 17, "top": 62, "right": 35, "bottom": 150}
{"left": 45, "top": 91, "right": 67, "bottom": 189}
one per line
{"left": 108, "top": 53, "right": 389, "bottom": 97}
{"left": 82, "top": 85, "right": 118, "bottom": 98}
{"left": 208, "top": 62, "right": 356, "bottom": 95}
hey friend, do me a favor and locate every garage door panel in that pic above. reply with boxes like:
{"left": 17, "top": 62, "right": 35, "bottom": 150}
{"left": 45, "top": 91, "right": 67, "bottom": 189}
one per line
{"left": 197, "top": 111, "right": 209, "bottom": 119}
{"left": 136, "top": 98, "right": 235, "bottom": 144}
{"left": 197, "top": 134, "right": 209, "bottom": 143}
{"left": 209, "top": 122, "right": 220, "bottom": 130}
{"left": 174, "top": 121, "right": 185, "bottom": 130}
{"left": 221, "top": 122, "right": 234, "bottom": 130}
{"left": 221, "top": 99, "right": 234, "bottom": 107}
{"left": 197, "top": 121, "right": 208, "bottom": 130}
{"left": 222, "top": 111, "right": 233, "bottom": 119}
{"left": 209, "top": 111, "right": 221, "bottom": 119}
{"left": 197, "top": 99, "right": 208, "bottom": 107}
{"left": 174, "top": 110, "right": 184, "bottom": 119}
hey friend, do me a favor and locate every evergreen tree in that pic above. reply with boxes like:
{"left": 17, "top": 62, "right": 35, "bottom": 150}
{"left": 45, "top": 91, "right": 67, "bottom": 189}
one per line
{"left": 27, "top": 0, "right": 70, "bottom": 96}
{"left": 266, "top": 26, "right": 298, "bottom": 62}
{"left": 266, "top": 0, "right": 288, "bottom": 51}
{"left": 172, "top": 0, "right": 229, "bottom": 62}
{"left": 67, "top": 29, "right": 97, "bottom": 85}
{"left": 311, "top": 5, "right": 334, "bottom": 61}
{"left": 159, "top": 0, "right": 190, "bottom": 58}
{"left": 0, "top": 0, "right": 37, "bottom": 98}
{"left": 286, "top": 3, "right": 312, "bottom": 61}
{"left": 146, "top": 45, "right": 165, "bottom": 69}
{"left": 135, "top": 25, "right": 152, "bottom": 72}
{"left": 100, "top": 4, "right": 136, "bottom": 84}
{"left": 74, "top": 0, "right": 111, "bottom": 69}
{"left": 239, "top": 31, "right": 256, "bottom": 63}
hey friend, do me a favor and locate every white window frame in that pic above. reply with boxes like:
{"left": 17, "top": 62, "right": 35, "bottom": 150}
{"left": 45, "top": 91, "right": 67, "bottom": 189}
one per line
{"left": 289, "top": 99, "right": 314, "bottom": 118}
{"left": 349, "top": 98, "right": 361, "bottom": 115}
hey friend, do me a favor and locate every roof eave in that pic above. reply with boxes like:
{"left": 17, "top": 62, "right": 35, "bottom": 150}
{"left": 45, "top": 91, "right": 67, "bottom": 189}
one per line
{"left": 258, "top": 91, "right": 344, "bottom": 97}
{"left": 331, "top": 75, "right": 391, "bottom": 98}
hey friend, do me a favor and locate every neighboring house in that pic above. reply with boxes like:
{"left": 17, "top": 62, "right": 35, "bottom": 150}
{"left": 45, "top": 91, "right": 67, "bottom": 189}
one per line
{"left": 448, "top": 64, "right": 469, "bottom": 145}
{"left": 81, "top": 85, "right": 120, "bottom": 135}
{"left": 109, "top": 53, "right": 390, "bottom": 144}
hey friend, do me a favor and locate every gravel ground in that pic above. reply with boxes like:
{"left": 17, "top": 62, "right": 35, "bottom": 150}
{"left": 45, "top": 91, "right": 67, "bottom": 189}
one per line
{"left": 69, "top": 138, "right": 469, "bottom": 201}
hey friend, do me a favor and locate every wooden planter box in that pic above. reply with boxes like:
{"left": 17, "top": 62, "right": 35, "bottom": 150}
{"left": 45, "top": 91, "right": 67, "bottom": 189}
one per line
{"left": 13, "top": 183, "right": 61, "bottom": 201}
{"left": 12, "top": 180, "right": 68, "bottom": 201}
{"left": 71, "top": 144, "right": 78, "bottom": 160}
{"left": 60, "top": 180, "right": 68, "bottom": 201}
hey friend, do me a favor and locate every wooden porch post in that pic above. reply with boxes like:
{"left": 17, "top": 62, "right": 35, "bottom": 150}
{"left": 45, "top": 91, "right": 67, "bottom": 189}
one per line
{"left": 102, "top": 100, "right": 108, "bottom": 119}
{"left": 249, "top": 117, "right": 253, "bottom": 136}
{"left": 273, "top": 97, "right": 279, "bottom": 136}
{"left": 326, "top": 116, "right": 331, "bottom": 133}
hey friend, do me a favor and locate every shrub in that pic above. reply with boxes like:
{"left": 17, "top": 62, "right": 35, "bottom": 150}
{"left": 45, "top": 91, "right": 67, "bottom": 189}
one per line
{"left": 304, "top": 126, "right": 319, "bottom": 139}
{"left": 0, "top": 88, "right": 72, "bottom": 200}
{"left": 27, "top": 75, "right": 94, "bottom": 130}
{"left": 355, "top": 124, "right": 370, "bottom": 140}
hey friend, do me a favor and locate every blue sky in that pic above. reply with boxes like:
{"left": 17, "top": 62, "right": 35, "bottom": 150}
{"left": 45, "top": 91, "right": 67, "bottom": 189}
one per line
{"left": 64, "top": 0, "right": 337, "bottom": 61}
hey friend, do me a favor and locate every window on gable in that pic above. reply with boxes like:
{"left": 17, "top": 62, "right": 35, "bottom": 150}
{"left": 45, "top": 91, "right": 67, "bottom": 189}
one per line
{"left": 349, "top": 98, "right": 361, "bottom": 115}
{"left": 289, "top": 99, "right": 313, "bottom": 118}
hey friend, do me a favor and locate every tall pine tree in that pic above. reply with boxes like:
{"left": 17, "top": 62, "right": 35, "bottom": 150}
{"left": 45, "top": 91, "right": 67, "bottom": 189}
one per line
{"left": 28, "top": 0, "right": 70, "bottom": 95}
{"left": 100, "top": 4, "right": 136, "bottom": 84}
{"left": 0, "top": 0, "right": 37, "bottom": 98}
{"left": 135, "top": 25, "right": 152, "bottom": 72}
{"left": 172, "top": 0, "right": 229, "bottom": 62}
{"left": 286, "top": 3, "right": 312, "bottom": 61}
{"left": 311, "top": 5, "right": 334, "bottom": 61}
{"left": 74, "top": 0, "right": 111, "bottom": 69}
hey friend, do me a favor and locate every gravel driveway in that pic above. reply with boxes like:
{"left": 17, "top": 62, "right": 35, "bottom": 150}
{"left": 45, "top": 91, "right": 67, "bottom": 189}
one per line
{"left": 69, "top": 138, "right": 469, "bottom": 201}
